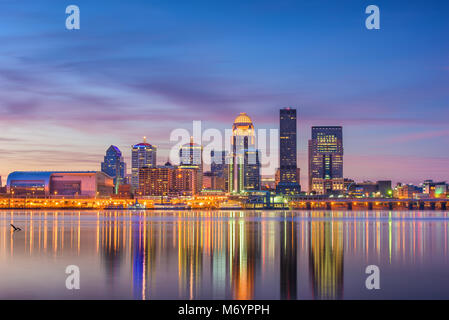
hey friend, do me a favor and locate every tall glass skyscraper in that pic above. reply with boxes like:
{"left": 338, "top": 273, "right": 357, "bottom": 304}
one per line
{"left": 101, "top": 145, "right": 126, "bottom": 191}
{"left": 277, "top": 107, "right": 301, "bottom": 194}
{"left": 131, "top": 137, "right": 157, "bottom": 189}
{"left": 228, "top": 113, "right": 261, "bottom": 193}
{"left": 308, "top": 126, "right": 343, "bottom": 194}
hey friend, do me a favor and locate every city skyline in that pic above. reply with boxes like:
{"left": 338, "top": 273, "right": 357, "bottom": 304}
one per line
{"left": 1, "top": 0, "right": 449, "bottom": 187}
{"left": 1, "top": 110, "right": 449, "bottom": 189}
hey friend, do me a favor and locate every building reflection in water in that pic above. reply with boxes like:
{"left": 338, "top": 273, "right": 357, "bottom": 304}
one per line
{"left": 308, "top": 218, "right": 344, "bottom": 300}
{"left": 280, "top": 213, "right": 297, "bottom": 299}
{"left": 1, "top": 210, "right": 449, "bottom": 299}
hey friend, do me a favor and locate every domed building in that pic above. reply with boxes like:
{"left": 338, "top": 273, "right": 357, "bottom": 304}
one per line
{"left": 229, "top": 113, "right": 261, "bottom": 193}
{"left": 232, "top": 112, "right": 256, "bottom": 149}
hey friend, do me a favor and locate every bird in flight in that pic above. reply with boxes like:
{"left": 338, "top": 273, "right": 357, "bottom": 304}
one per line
{"left": 10, "top": 224, "right": 22, "bottom": 232}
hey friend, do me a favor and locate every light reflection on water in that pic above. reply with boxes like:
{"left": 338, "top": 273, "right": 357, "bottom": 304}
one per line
{"left": 1, "top": 210, "right": 449, "bottom": 300}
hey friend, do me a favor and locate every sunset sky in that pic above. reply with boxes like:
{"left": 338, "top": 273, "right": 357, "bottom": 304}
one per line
{"left": 0, "top": 0, "right": 448, "bottom": 188}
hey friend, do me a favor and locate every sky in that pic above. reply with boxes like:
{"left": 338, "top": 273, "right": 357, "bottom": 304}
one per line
{"left": 0, "top": 0, "right": 448, "bottom": 189}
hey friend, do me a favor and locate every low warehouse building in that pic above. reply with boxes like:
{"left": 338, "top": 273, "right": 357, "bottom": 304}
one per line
{"left": 7, "top": 171, "right": 114, "bottom": 198}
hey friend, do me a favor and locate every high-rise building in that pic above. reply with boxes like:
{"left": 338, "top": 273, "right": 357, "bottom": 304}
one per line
{"left": 131, "top": 137, "right": 157, "bottom": 190}
{"left": 277, "top": 107, "right": 301, "bottom": 194}
{"left": 211, "top": 150, "right": 228, "bottom": 191}
{"left": 179, "top": 137, "right": 203, "bottom": 192}
{"left": 308, "top": 126, "right": 343, "bottom": 194}
{"left": 228, "top": 113, "right": 261, "bottom": 193}
{"left": 101, "top": 145, "right": 126, "bottom": 192}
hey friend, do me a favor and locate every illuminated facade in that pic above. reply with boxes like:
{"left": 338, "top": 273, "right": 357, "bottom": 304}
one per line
{"left": 179, "top": 137, "right": 203, "bottom": 193}
{"left": 277, "top": 107, "right": 301, "bottom": 194}
{"left": 6, "top": 171, "right": 114, "bottom": 198}
{"left": 310, "top": 177, "right": 346, "bottom": 195}
{"left": 101, "top": 145, "right": 126, "bottom": 191}
{"left": 394, "top": 184, "right": 420, "bottom": 199}
{"left": 308, "top": 126, "right": 343, "bottom": 194}
{"left": 138, "top": 163, "right": 199, "bottom": 196}
{"left": 172, "top": 167, "right": 199, "bottom": 196}
{"left": 228, "top": 113, "right": 261, "bottom": 193}
{"left": 423, "top": 180, "right": 448, "bottom": 198}
{"left": 131, "top": 138, "right": 157, "bottom": 190}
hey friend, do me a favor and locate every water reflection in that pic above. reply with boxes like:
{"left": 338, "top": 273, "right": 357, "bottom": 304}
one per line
{"left": 1, "top": 210, "right": 449, "bottom": 299}
{"left": 309, "top": 220, "right": 344, "bottom": 300}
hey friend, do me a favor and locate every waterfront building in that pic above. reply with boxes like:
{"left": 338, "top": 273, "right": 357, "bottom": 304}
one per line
{"left": 394, "top": 183, "right": 421, "bottom": 199}
{"left": 172, "top": 167, "right": 199, "bottom": 196}
{"left": 347, "top": 181, "right": 378, "bottom": 197}
{"left": 6, "top": 171, "right": 114, "bottom": 198}
{"left": 138, "top": 163, "right": 173, "bottom": 197}
{"left": 228, "top": 113, "right": 261, "bottom": 193}
{"left": 308, "top": 126, "right": 343, "bottom": 194}
{"left": 422, "top": 180, "right": 448, "bottom": 198}
{"left": 101, "top": 145, "right": 126, "bottom": 191}
{"left": 179, "top": 137, "right": 203, "bottom": 192}
{"left": 277, "top": 107, "right": 301, "bottom": 194}
{"left": 137, "top": 163, "right": 199, "bottom": 197}
{"left": 377, "top": 180, "right": 393, "bottom": 197}
{"left": 131, "top": 137, "right": 157, "bottom": 190}
{"left": 310, "top": 177, "right": 346, "bottom": 195}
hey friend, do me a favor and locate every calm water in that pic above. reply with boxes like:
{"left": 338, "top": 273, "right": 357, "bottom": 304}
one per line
{"left": 1, "top": 210, "right": 449, "bottom": 300}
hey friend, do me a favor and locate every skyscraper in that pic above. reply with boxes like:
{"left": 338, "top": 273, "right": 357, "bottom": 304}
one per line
{"left": 179, "top": 137, "right": 203, "bottom": 193}
{"left": 308, "top": 126, "right": 343, "bottom": 194}
{"left": 229, "top": 113, "right": 261, "bottom": 193}
{"left": 211, "top": 150, "right": 228, "bottom": 191}
{"left": 131, "top": 137, "right": 157, "bottom": 190}
{"left": 101, "top": 145, "right": 126, "bottom": 191}
{"left": 211, "top": 150, "right": 227, "bottom": 177}
{"left": 277, "top": 107, "right": 301, "bottom": 194}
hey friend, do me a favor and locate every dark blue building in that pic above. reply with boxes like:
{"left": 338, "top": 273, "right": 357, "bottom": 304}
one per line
{"left": 277, "top": 108, "right": 301, "bottom": 194}
{"left": 101, "top": 145, "right": 126, "bottom": 191}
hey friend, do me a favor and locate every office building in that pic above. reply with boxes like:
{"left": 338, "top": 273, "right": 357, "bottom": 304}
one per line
{"left": 308, "top": 126, "right": 343, "bottom": 194}
{"left": 228, "top": 113, "right": 261, "bottom": 193}
{"left": 211, "top": 150, "right": 228, "bottom": 191}
{"left": 179, "top": 137, "right": 203, "bottom": 192}
{"left": 131, "top": 137, "right": 157, "bottom": 190}
{"left": 101, "top": 145, "right": 126, "bottom": 191}
{"left": 277, "top": 107, "right": 301, "bottom": 194}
